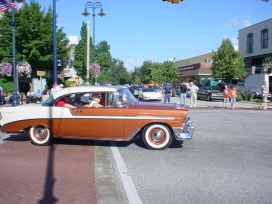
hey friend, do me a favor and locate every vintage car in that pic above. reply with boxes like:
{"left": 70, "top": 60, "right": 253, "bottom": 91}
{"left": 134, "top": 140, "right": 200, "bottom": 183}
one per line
{"left": 0, "top": 86, "right": 194, "bottom": 150}
{"left": 138, "top": 88, "right": 163, "bottom": 101}
{"left": 197, "top": 86, "right": 223, "bottom": 101}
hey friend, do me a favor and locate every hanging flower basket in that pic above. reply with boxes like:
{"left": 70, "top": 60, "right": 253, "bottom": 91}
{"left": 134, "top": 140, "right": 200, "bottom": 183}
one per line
{"left": 0, "top": 63, "right": 12, "bottom": 77}
{"left": 17, "top": 62, "right": 32, "bottom": 78}
{"left": 89, "top": 63, "right": 100, "bottom": 76}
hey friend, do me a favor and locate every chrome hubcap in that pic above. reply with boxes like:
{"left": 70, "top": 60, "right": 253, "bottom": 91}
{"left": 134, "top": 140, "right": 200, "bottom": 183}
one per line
{"left": 152, "top": 130, "right": 163, "bottom": 141}
{"left": 36, "top": 128, "right": 46, "bottom": 139}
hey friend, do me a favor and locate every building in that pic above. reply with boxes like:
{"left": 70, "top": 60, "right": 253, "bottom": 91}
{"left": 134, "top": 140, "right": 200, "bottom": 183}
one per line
{"left": 174, "top": 53, "right": 217, "bottom": 86}
{"left": 238, "top": 18, "right": 272, "bottom": 92}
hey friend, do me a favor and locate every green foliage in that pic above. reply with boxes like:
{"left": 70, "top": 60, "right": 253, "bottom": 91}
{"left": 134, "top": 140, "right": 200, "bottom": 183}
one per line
{"left": 135, "top": 60, "right": 178, "bottom": 84}
{"left": 237, "top": 87, "right": 255, "bottom": 101}
{"left": 131, "top": 67, "right": 141, "bottom": 85}
{"left": 0, "top": 78, "right": 14, "bottom": 93}
{"left": 0, "top": 0, "right": 70, "bottom": 73}
{"left": 211, "top": 38, "right": 246, "bottom": 82}
{"left": 74, "top": 22, "right": 92, "bottom": 81}
{"left": 255, "top": 98, "right": 263, "bottom": 103}
{"left": 64, "top": 80, "right": 74, "bottom": 88}
{"left": 95, "top": 41, "right": 112, "bottom": 71}
{"left": 107, "top": 58, "right": 131, "bottom": 85}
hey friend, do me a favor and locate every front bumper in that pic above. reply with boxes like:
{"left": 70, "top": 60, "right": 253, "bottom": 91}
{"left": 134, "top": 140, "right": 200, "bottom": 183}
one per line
{"left": 172, "top": 117, "right": 194, "bottom": 141}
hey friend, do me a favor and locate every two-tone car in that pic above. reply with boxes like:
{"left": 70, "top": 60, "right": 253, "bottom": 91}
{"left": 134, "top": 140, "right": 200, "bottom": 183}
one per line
{"left": 0, "top": 86, "right": 194, "bottom": 150}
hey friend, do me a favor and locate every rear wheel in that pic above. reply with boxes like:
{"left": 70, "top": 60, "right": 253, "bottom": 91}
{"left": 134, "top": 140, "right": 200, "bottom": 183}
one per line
{"left": 29, "top": 125, "right": 53, "bottom": 146}
{"left": 142, "top": 124, "right": 172, "bottom": 150}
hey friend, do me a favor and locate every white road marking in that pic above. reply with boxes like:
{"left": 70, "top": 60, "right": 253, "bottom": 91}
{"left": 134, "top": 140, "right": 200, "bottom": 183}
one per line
{"left": 110, "top": 141, "right": 142, "bottom": 204}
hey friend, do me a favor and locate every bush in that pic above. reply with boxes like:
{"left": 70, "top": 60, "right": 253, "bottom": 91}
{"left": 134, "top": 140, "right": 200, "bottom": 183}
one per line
{"left": 0, "top": 78, "right": 15, "bottom": 93}
{"left": 237, "top": 87, "right": 255, "bottom": 101}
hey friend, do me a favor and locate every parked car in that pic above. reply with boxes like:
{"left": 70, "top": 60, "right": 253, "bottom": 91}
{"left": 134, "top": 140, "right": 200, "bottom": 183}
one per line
{"left": 138, "top": 88, "right": 163, "bottom": 101}
{"left": 0, "top": 86, "right": 194, "bottom": 150}
{"left": 197, "top": 86, "right": 223, "bottom": 101}
{"left": 129, "top": 85, "right": 143, "bottom": 97}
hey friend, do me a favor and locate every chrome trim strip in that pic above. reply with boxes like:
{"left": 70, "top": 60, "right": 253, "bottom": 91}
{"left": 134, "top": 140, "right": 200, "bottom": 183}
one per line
{"left": 74, "top": 115, "right": 180, "bottom": 120}
{"left": 54, "top": 136, "right": 127, "bottom": 141}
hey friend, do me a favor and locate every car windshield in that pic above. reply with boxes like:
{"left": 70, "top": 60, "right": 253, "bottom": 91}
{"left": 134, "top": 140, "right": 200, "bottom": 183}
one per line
{"left": 108, "top": 88, "right": 138, "bottom": 107}
{"left": 131, "top": 86, "right": 143, "bottom": 90}
{"left": 142, "top": 88, "right": 156, "bottom": 92}
{"left": 205, "top": 87, "right": 220, "bottom": 92}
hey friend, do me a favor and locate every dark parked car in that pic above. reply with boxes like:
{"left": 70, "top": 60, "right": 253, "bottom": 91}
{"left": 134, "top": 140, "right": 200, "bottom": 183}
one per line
{"left": 197, "top": 86, "right": 223, "bottom": 101}
{"left": 129, "top": 85, "right": 143, "bottom": 97}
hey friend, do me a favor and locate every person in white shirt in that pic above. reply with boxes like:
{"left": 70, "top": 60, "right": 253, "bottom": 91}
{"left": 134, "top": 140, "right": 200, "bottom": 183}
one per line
{"left": 261, "top": 82, "right": 269, "bottom": 110}
{"left": 51, "top": 83, "right": 60, "bottom": 95}
{"left": 26, "top": 89, "right": 35, "bottom": 102}
{"left": 187, "top": 82, "right": 199, "bottom": 107}
{"left": 85, "top": 94, "right": 103, "bottom": 108}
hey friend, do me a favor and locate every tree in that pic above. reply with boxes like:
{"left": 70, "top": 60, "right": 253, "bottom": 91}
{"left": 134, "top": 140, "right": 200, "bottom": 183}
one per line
{"left": 74, "top": 22, "right": 92, "bottom": 81}
{"left": 108, "top": 58, "right": 130, "bottom": 85}
{"left": 136, "top": 60, "right": 178, "bottom": 84}
{"left": 0, "top": 0, "right": 70, "bottom": 74}
{"left": 95, "top": 41, "right": 112, "bottom": 71}
{"left": 211, "top": 38, "right": 246, "bottom": 82}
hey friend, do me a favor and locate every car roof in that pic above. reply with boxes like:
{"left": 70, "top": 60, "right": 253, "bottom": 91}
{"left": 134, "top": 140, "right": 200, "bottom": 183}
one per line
{"left": 52, "top": 86, "right": 123, "bottom": 99}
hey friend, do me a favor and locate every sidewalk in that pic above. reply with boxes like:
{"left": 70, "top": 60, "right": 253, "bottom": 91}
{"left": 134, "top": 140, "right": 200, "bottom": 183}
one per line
{"left": 0, "top": 133, "right": 97, "bottom": 204}
{"left": 169, "top": 96, "right": 272, "bottom": 110}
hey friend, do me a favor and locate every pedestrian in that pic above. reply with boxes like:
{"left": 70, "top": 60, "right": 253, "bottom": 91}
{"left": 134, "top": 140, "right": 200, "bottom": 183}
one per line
{"left": 51, "top": 82, "right": 60, "bottom": 95}
{"left": 179, "top": 81, "right": 187, "bottom": 105}
{"left": 163, "top": 81, "right": 172, "bottom": 103}
{"left": 222, "top": 84, "right": 230, "bottom": 109}
{"left": 26, "top": 89, "right": 35, "bottom": 103}
{"left": 35, "top": 89, "right": 42, "bottom": 103}
{"left": 59, "top": 84, "right": 64, "bottom": 89}
{"left": 42, "top": 85, "right": 50, "bottom": 102}
{"left": 261, "top": 82, "right": 269, "bottom": 110}
{"left": 188, "top": 82, "right": 199, "bottom": 107}
{"left": 229, "top": 86, "right": 237, "bottom": 109}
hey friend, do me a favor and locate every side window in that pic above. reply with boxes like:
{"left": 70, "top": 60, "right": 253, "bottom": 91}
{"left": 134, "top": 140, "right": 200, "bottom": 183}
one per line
{"left": 247, "top": 33, "right": 253, "bottom": 53}
{"left": 261, "top": 29, "right": 268, "bottom": 49}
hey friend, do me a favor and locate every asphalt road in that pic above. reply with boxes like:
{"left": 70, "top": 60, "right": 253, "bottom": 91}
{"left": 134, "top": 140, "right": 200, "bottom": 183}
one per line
{"left": 102, "top": 108, "right": 272, "bottom": 204}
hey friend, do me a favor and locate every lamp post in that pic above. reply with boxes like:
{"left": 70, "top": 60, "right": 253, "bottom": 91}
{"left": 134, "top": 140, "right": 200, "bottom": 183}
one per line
{"left": 82, "top": 2, "right": 106, "bottom": 84}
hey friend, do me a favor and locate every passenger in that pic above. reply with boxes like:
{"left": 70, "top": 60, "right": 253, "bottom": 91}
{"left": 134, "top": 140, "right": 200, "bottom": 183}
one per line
{"left": 73, "top": 94, "right": 89, "bottom": 108}
{"left": 85, "top": 94, "right": 104, "bottom": 108}
{"left": 56, "top": 95, "right": 76, "bottom": 109}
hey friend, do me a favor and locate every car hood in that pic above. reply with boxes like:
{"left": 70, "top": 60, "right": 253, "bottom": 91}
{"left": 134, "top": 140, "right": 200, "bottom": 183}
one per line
{"left": 128, "top": 102, "right": 186, "bottom": 109}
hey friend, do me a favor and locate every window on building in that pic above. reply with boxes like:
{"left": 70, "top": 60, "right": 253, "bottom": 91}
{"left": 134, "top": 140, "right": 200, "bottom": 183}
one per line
{"left": 261, "top": 29, "right": 268, "bottom": 49}
{"left": 247, "top": 33, "right": 253, "bottom": 53}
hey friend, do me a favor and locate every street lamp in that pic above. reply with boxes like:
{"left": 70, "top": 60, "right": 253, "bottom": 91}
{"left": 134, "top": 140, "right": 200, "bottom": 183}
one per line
{"left": 82, "top": 2, "right": 106, "bottom": 84}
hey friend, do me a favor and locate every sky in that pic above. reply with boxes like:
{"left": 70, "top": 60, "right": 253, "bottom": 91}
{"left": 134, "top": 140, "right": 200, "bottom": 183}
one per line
{"left": 22, "top": 0, "right": 271, "bottom": 71}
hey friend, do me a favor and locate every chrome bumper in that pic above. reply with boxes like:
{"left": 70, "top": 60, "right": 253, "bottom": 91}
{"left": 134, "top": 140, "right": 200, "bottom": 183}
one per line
{"left": 172, "top": 117, "right": 194, "bottom": 141}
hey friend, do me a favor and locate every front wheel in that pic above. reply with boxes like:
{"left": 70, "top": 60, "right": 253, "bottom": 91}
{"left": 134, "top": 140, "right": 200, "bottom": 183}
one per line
{"left": 142, "top": 124, "right": 172, "bottom": 150}
{"left": 29, "top": 125, "right": 53, "bottom": 146}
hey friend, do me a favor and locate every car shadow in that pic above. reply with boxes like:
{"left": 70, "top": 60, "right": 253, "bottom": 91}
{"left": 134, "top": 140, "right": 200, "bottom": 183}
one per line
{"left": 3, "top": 133, "right": 183, "bottom": 149}
{"left": 2, "top": 132, "right": 30, "bottom": 142}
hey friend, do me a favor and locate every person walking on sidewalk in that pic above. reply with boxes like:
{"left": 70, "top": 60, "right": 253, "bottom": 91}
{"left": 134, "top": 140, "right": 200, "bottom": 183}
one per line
{"left": 163, "top": 81, "right": 172, "bottom": 103}
{"left": 188, "top": 82, "right": 199, "bottom": 107}
{"left": 261, "top": 82, "right": 269, "bottom": 110}
{"left": 222, "top": 84, "right": 230, "bottom": 109}
{"left": 229, "top": 86, "right": 237, "bottom": 109}
{"left": 179, "top": 81, "right": 187, "bottom": 105}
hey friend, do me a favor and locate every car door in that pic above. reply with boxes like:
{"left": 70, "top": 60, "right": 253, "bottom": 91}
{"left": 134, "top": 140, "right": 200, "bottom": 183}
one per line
{"left": 72, "top": 107, "right": 124, "bottom": 139}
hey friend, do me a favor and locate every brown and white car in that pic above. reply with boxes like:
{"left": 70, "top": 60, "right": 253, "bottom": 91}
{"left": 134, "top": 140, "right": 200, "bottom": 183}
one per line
{"left": 0, "top": 86, "right": 194, "bottom": 150}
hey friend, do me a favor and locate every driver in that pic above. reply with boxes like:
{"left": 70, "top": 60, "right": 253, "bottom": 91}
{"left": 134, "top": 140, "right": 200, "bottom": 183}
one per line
{"left": 56, "top": 95, "right": 76, "bottom": 109}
